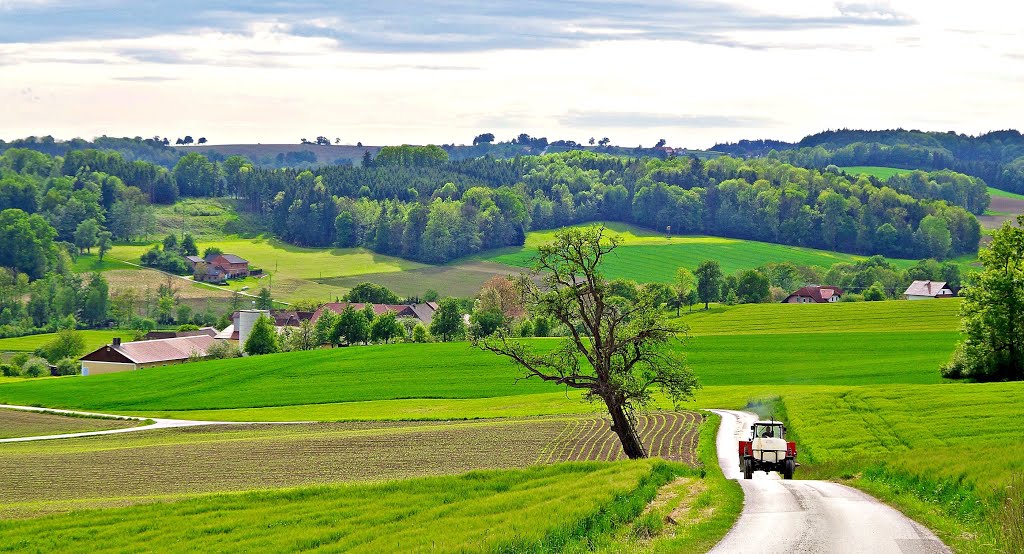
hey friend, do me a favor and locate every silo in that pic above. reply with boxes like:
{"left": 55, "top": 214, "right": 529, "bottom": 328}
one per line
{"left": 238, "top": 309, "right": 269, "bottom": 355}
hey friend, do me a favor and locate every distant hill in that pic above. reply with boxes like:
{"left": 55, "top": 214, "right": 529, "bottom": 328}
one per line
{"left": 179, "top": 143, "right": 382, "bottom": 167}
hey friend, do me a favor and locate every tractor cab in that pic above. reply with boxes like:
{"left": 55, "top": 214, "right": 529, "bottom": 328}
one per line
{"left": 750, "top": 421, "right": 785, "bottom": 440}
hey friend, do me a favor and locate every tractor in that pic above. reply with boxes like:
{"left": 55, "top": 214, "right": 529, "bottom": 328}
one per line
{"left": 738, "top": 420, "right": 797, "bottom": 479}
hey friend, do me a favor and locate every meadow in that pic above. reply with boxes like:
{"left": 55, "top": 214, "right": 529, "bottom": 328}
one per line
{"left": 0, "top": 330, "right": 128, "bottom": 354}
{"left": 478, "top": 222, "right": 923, "bottom": 281}
{"left": 839, "top": 166, "right": 913, "bottom": 180}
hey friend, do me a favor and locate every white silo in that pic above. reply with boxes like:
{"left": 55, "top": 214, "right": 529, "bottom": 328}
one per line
{"left": 237, "top": 309, "right": 269, "bottom": 355}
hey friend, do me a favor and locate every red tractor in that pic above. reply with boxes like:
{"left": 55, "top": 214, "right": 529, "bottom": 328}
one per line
{"left": 738, "top": 420, "right": 797, "bottom": 479}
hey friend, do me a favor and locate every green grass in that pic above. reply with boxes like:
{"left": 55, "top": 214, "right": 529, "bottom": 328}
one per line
{"left": 69, "top": 254, "right": 138, "bottom": 274}
{"left": 0, "top": 330, "right": 128, "bottom": 354}
{"left": 478, "top": 222, "right": 922, "bottom": 281}
{"left": 840, "top": 166, "right": 915, "bottom": 180}
{"left": 0, "top": 461, "right": 670, "bottom": 553}
{"left": 986, "top": 186, "right": 1024, "bottom": 201}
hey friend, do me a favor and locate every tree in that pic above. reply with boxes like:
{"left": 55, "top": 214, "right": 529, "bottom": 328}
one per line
{"left": 203, "top": 246, "right": 222, "bottom": 258}
{"left": 477, "top": 225, "right": 698, "bottom": 459}
{"left": 244, "top": 315, "right": 279, "bottom": 355}
{"left": 943, "top": 216, "right": 1024, "bottom": 381}
{"left": 97, "top": 230, "right": 112, "bottom": 262}
{"left": 183, "top": 136, "right": 194, "bottom": 145}
{"left": 412, "top": 323, "right": 429, "bottom": 342}
{"left": 256, "top": 287, "right": 273, "bottom": 310}
{"left": 736, "top": 269, "right": 771, "bottom": 304}
{"left": 473, "top": 133, "right": 495, "bottom": 146}
{"left": 74, "top": 219, "right": 99, "bottom": 254}
{"left": 287, "top": 319, "right": 317, "bottom": 351}
{"left": 370, "top": 311, "right": 403, "bottom": 343}
{"left": 198, "top": 137, "right": 207, "bottom": 144}
{"left": 429, "top": 298, "right": 465, "bottom": 342}
{"left": 313, "top": 309, "right": 340, "bottom": 345}
{"left": 180, "top": 233, "right": 198, "bottom": 257}
{"left": 345, "top": 282, "right": 400, "bottom": 304}
{"left": 162, "top": 233, "right": 178, "bottom": 252}
{"left": 38, "top": 328, "right": 85, "bottom": 362}
{"left": 470, "top": 306, "right": 506, "bottom": 337}
{"left": 333, "top": 305, "right": 369, "bottom": 345}
{"left": 589, "top": 137, "right": 595, "bottom": 146}
{"left": 655, "top": 138, "right": 667, "bottom": 148}
{"left": 599, "top": 137, "right": 610, "bottom": 147}
{"left": 672, "top": 268, "right": 696, "bottom": 315}
{"left": 694, "top": 260, "right": 723, "bottom": 310}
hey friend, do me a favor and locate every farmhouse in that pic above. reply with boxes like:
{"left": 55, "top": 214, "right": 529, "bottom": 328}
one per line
{"left": 782, "top": 285, "right": 843, "bottom": 304}
{"left": 217, "top": 309, "right": 315, "bottom": 343}
{"left": 79, "top": 335, "right": 217, "bottom": 376}
{"left": 195, "top": 253, "right": 250, "bottom": 282}
{"left": 904, "top": 280, "right": 956, "bottom": 300}
{"left": 312, "top": 302, "right": 438, "bottom": 325}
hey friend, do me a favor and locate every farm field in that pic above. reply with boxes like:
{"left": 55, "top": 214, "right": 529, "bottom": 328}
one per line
{"left": 979, "top": 188, "right": 1024, "bottom": 229}
{"left": 0, "top": 408, "right": 143, "bottom": 439}
{"left": 0, "top": 329, "right": 128, "bottom": 354}
{"left": 478, "top": 222, "right": 924, "bottom": 281}
{"left": 319, "top": 260, "right": 527, "bottom": 298}
{"left": 839, "top": 166, "right": 914, "bottom": 180}
{"left": 0, "top": 461, "right": 668, "bottom": 552}
{"left": 0, "top": 413, "right": 700, "bottom": 515}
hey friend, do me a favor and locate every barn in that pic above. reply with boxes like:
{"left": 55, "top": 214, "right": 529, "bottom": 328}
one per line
{"left": 78, "top": 335, "right": 217, "bottom": 376}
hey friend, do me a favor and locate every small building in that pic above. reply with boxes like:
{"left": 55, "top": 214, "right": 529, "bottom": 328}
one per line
{"left": 904, "top": 280, "right": 956, "bottom": 300}
{"left": 311, "top": 301, "right": 438, "bottom": 326}
{"left": 206, "top": 253, "right": 250, "bottom": 278}
{"left": 217, "top": 310, "right": 315, "bottom": 344}
{"left": 184, "top": 255, "right": 204, "bottom": 270}
{"left": 782, "top": 285, "right": 843, "bottom": 304}
{"left": 79, "top": 335, "right": 217, "bottom": 376}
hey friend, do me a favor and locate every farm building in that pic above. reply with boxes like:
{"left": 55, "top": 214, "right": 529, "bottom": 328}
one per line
{"left": 194, "top": 253, "right": 250, "bottom": 282}
{"left": 904, "top": 280, "right": 956, "bottom": 300}
{"left": 782, "top": 286, "right": 843, "bottom": 304}
{"left": 79, "top": 335, "right": 217, "bottom": 376}
{"left": 144, "top": 327, "right": 219, "bottom": 340}
{"left": 311, "top": 302, "right": 438, "bottom": 325}
{"left": 217, "top": 310, "right": 314, "bottom": 344}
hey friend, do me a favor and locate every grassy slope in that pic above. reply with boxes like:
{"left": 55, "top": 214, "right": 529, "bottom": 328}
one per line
{"left": 479, "top": 222, "right": 922, "bottom": 281}
{"left": 840, "top": 166, "right": 914, "bottom": 180}
{"left": 0, "top": 330, "right": 128, "bottom": 354}
{"left": 986, "top": 186, "right": 1024, "bottom": 201}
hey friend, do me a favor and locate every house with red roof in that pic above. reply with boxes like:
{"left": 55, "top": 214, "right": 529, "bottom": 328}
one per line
{"left": 79, "top": 335, "right": 217, "bottom": 376}
{"left": 311, "top": 302, "right": 438, "bottom": 326}
{"left": 782, "top": 285, "right": 843, "bottom": 304}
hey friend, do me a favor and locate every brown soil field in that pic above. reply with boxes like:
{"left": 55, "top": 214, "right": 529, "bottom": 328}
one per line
{"left": 319, "top": 260, "right": 528, "bottom": 298}
{"left": 0, "top": 412, "right": 702, "bottom": 517}
{"left": 979, "top": 195, "right": 1024, "bottom": 228}
{"left": 0, "top": 409, "right": 143, "bottom": 440}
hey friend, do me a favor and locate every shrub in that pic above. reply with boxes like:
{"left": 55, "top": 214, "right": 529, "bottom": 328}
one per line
{"left": 206, "top": 339, "right": 241, "bottom": 359}
{"left": 517, "top": 319, "right": 534, "bottom": 338}
{"left": 54, "top": 358, "right": 80, "bottom": 376}
{"left": 22, "top": 356, "right": 49, "bottom": 377}
{"left": 412, "top": 323, "right": 429, "bottom": 343}
{"left": 0, "top": 363, "right": 18, "bottom": 377}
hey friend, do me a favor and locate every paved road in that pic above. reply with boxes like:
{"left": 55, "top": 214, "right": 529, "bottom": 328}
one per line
{"left": 0, "top": 404, "right": 309, "bottom": 443}
{"left": 707, "top": 410, "right": 950, "bottom": 554}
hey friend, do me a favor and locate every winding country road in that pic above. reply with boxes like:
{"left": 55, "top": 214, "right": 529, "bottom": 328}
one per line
{"left": 0, "top": 404, "right": 309, "bottom": 443}
{"left": 707, "top": 410, "right": 950, "bottom": 554}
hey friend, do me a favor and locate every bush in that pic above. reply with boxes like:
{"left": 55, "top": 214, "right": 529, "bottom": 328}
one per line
{"left": 37, "top": 329, "right": 85, "bottom": 363}
{"left": 517, "top": 319, "right": 534, "bottom": 338}
{"left": 54, "top": 358, "right": 80, "bottom": 376}
{"left": 840, "top": 293, "right": 864, "bottom": 302}
{"left": 0, "top": 363, "right": 18, "bottom": 377}
{"left": 533, "top": 316, "right": 551, "bottom": 337}
{"left": 412, "top": 323, "right": 429, "bottom": 343}
{"left": 22, "top": 356, "right": 49, "bottom": 377}
{"left": 206, "top": 339, "right": 241, "bottom": 359}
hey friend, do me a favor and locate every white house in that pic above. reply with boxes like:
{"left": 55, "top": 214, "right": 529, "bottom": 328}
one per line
{"left": 904, "top": 280, "right": 956, "bottom": 300}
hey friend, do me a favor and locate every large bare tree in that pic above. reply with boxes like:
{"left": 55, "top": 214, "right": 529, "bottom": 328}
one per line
{"left": 477, "top": 225, "right": 699, "bottom": 458}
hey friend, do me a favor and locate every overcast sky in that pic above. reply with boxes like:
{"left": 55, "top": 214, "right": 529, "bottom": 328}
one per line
{"left": 1, "top": 1, "right": 1021, "bottom": 148}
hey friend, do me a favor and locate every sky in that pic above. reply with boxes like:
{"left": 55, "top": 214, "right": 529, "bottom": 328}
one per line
{"left": 0, "top": 1, "right": 1021, "bottom": 149}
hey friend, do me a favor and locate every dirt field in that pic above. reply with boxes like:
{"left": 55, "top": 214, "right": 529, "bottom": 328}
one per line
{"left": 979, "top": 194, "right": 1024, "bottom": 228}
{"left": 0, "top": 412, "right": 701, "bottom": 517}
{"left": 0, "top": 409, "right": 142, "bottom": 440}
{"left": 319, "top": 260, "right": 527, "bottom": 298}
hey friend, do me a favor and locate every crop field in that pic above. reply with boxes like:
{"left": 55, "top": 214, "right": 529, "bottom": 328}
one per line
{"left": 839, "top": 166, "right": 914, "bottom": 180}
{"left": 0, "top": 460, "right": 672, "bottom": 553}
{"left": 0, "top": 408, "right": 143, "bottom": 439}
{"left": 478, "top": 222, "right": 922, "bottom": 281}
{"left": 979, "top": 190, "right": 1024, "bottom": 229}
{"left": 320, "top": 260, "right": 526, "bottom": 298}
{"left": 539, "top": 412, "right": 702, "bottom": 464}
{"left": 676, "top": 298, "right": 961, "bottom": 335}
{"left": 0, "top": 413, "right": 701, "bottom": 516}
{"left": 0, "top": 329, "right": 127, "bottom": 354}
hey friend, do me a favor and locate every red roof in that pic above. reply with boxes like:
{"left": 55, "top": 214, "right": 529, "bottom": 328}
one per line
{"left": 783, "top": 285, "right": 844, "bottom": 303}
{"left": 311, "top": 302, "right": 420, "bottom": 324}
{"left": 114, "top": 335, "right": 216, "bottom": 364}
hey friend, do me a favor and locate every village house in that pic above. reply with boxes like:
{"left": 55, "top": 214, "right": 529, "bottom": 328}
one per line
{"left": 904, "top": 280, "right": 956, "bottom": 300}
{"left": 216, "top": 310, "right": 315, "bottom": 343}
{"left": 782, "top": 285, "right": 843, "bottom": 304}
{"left": 311, "top": 302, "right": 438, "bottom": 326}
{"left": 192, "top": 253, "right": 250, "bottom": 283}
{"left": 78, "top": 335, "right": 217, "bottom": 376}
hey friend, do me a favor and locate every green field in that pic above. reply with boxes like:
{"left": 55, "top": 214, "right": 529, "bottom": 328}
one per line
{"left": 0, "top": 330, "right": 129, "bottom": 354}
{"left": 840, "top": 166, "right": 914, "bottom": 180}
{"left": 986, "top": 186, "right": 1024, "bottom": 201}
{"left": 478, "top": 222, "right": 922, "bottom": 281}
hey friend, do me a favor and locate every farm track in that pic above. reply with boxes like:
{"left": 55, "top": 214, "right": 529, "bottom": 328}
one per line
{"left": 539, "top": 411, "right": 702, "bottom": 464}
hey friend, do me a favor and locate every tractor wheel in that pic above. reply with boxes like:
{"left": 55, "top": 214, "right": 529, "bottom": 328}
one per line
{"left": 743, "top": 458, "right": 753, "bottom": 480}
{"left": 783, "top": 458, "right": 795, "bottom": 480}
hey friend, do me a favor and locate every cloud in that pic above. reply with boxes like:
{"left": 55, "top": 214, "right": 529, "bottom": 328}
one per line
{"left": 112, "top": 75, "right": 179, "bottom": 82}
{"left": 559, "top": 111, "right": 778, "bottom": 129}
{"left": 0, "top": 0, "right": 917, "bottom": 55}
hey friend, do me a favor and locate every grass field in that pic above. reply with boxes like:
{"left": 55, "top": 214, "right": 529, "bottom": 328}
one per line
{"left": 840, "top": 166, "right": 914, "bottom": 180}
{"left": 0, "top": 408, "right": 143, "bottom": 439}
{"left": 0, "top": 461, "right": 668, "bottom": 552}
{"left": 0, "top": 330, "right": 128, "bottom": 354}
{"left": 478, "top": 222, "right": 923, "bottom": 281}
{"left": 986, "top": 186, "right": 1024, "bottom": 201}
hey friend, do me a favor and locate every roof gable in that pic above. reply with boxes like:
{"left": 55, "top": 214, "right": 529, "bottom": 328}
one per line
{"left": 904, "top": 280, "right": 952, "bottom": 297}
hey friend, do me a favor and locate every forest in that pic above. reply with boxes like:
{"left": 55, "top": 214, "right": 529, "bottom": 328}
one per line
{"left": 0, "top": 143, "right": 983, "bottom": 270}
{"left": 713, "top": 128, "right": 1024, "bottom": 193}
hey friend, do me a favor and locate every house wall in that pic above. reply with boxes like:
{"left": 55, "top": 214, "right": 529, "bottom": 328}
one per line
{"left": 906, "top": 294, "right": 932, "bottom": 301}
{"left": 81, "top": 360, "right": 136, "bottom": 376}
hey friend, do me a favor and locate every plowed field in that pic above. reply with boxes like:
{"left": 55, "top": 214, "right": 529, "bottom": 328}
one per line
{"left": 537, "top": 412, "right": 702, "bottom": 464}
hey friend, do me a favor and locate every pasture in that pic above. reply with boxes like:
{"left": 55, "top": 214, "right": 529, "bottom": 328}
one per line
{"left": 479, "top": 222, "right": 922, "bottom": 281}
{"left": 0, "top": 330, "right": 128, "bottom": 354}
{"left": 839, "top": 166, "right": 913, "bottom": 180}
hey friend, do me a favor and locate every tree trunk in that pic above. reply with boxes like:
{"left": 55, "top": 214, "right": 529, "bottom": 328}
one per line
{"left": 605, "top": 396, "right": 647, "bottom": 459}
